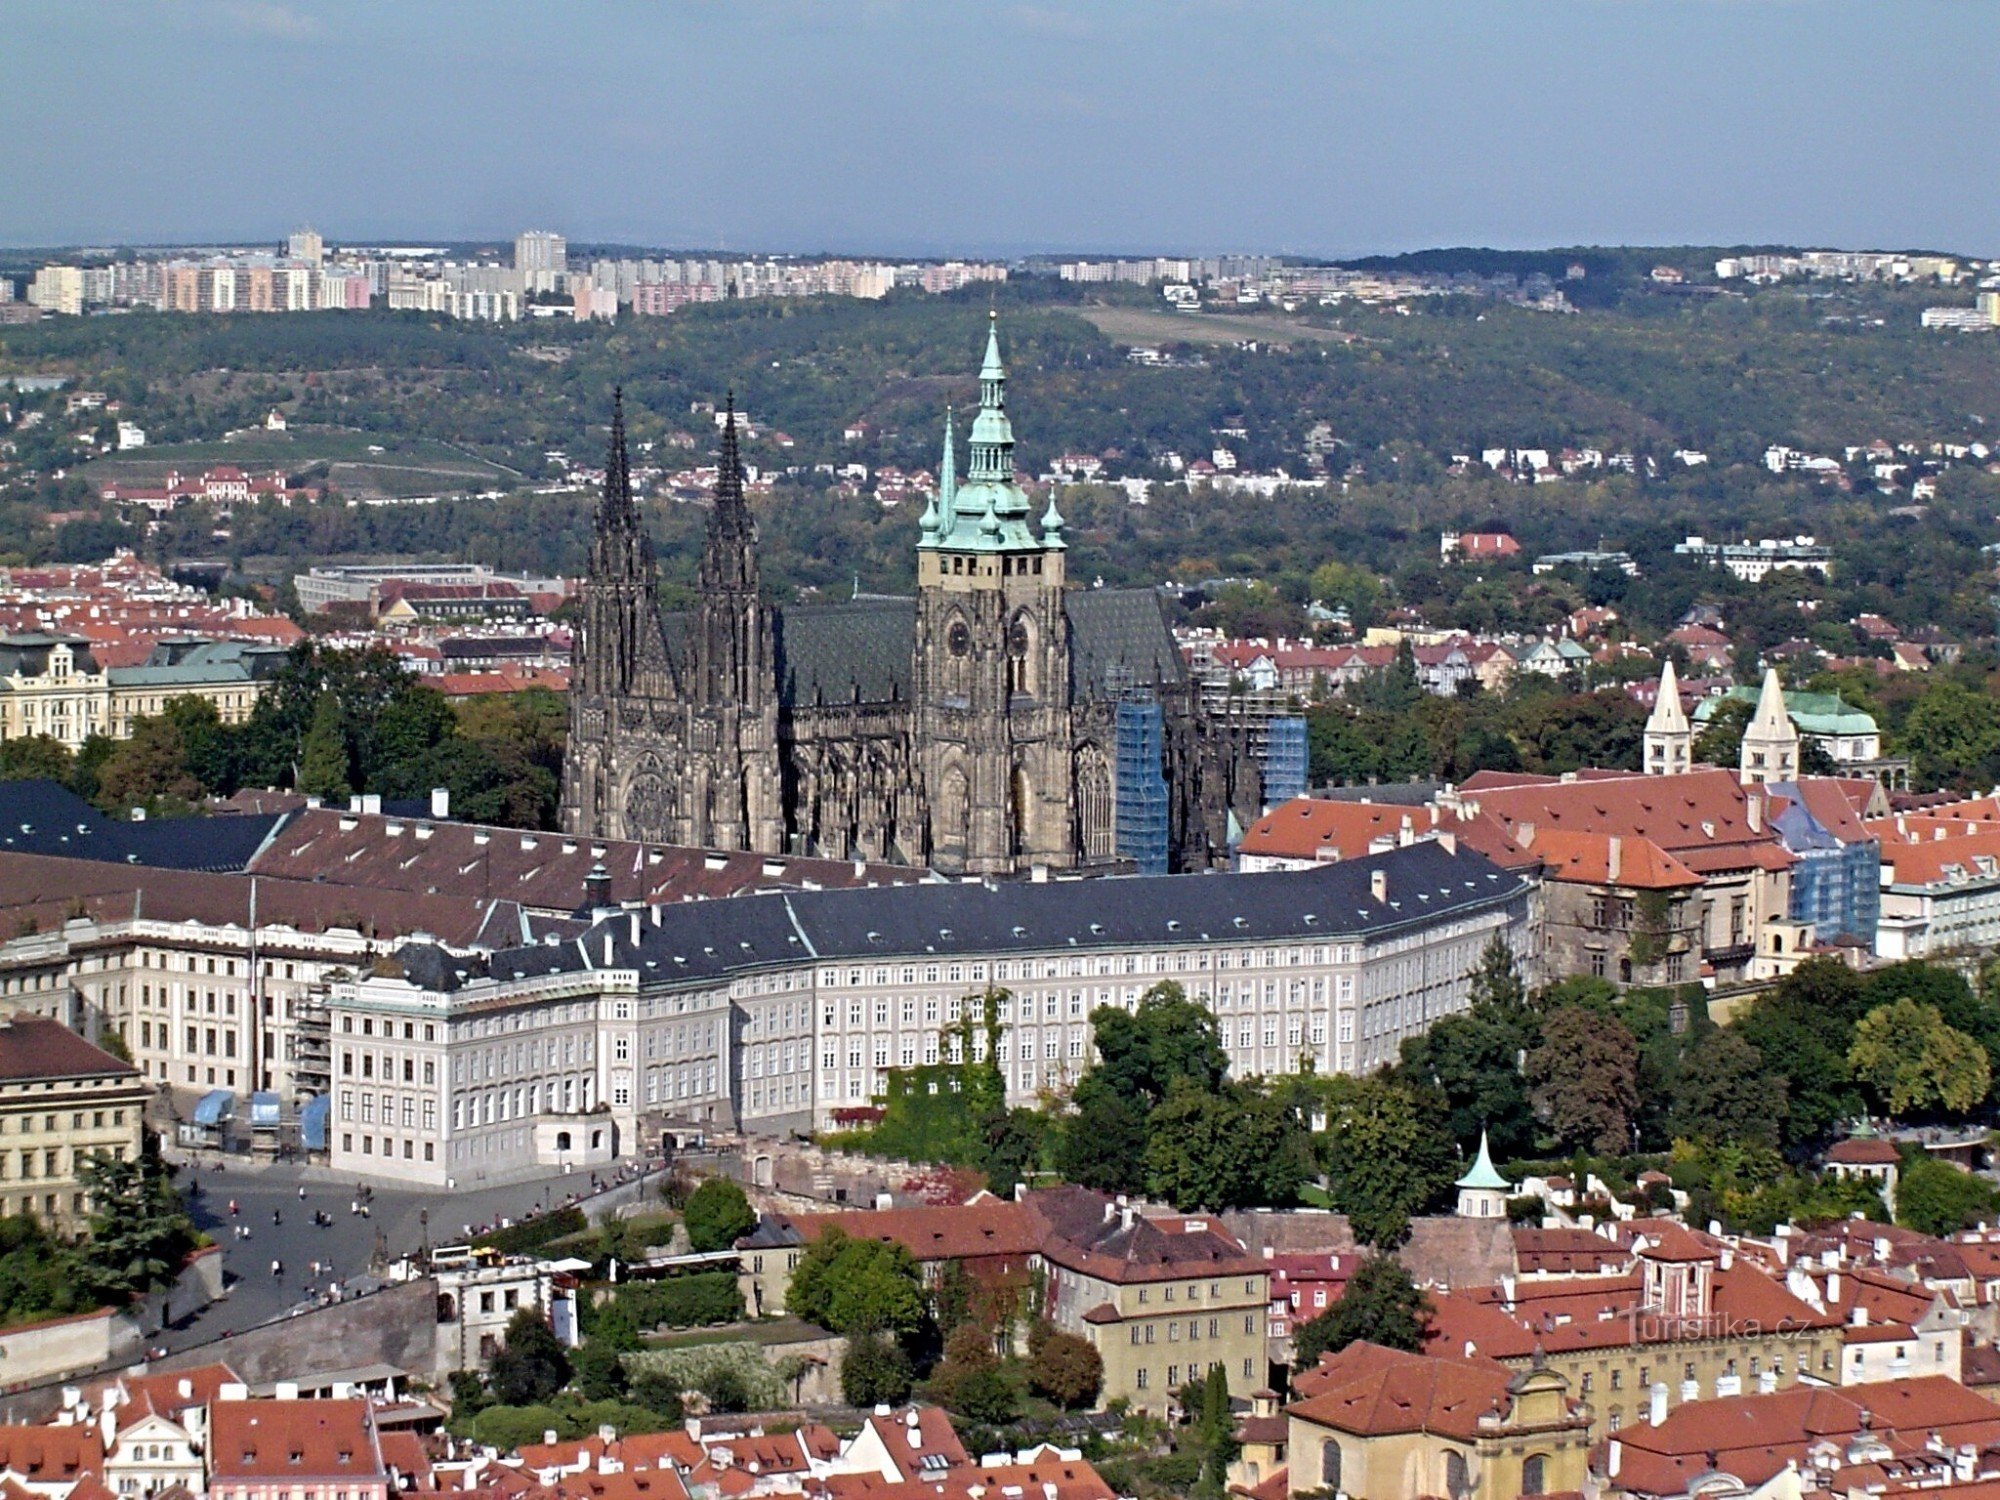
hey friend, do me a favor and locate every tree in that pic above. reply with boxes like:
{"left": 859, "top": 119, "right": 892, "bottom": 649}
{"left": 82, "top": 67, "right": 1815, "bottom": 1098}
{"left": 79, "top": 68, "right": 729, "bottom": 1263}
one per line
{"left": 1848, "top": 998, "right": 1990, "bottom": 1118}
{"left": 0, "top": 735, "right": 73, "bottom": 784}
{"left": 1666, "top": 1031, "right": 1783, "bottom": 1148}
{"left": 1025, "top": 1323, "right": 1103, "bottom": 1410}
{"left": 1292, "top": 1254, "right": 1430, "bottom": 1369}
{"left": 78, "top": 1144, "right": 194, "bottom": 1296}
{"left": 1143, "top": 1079, "right": 1315, "bottom": 1212}
{"left": 1465, "top": 933, "right": 1527, "bottom": 1015}
{"left": 1731, "top": 958, "right": 1867, "bottom": 1146}
{"left": 1055, "top": 1073, "right": 1150, "bottom": 1195}
{"left": 682, "top": 1178, "right": 756, "bottom": 1253}
{"left": 1088, "top": 982, "right": 1229, "bottom": 1107}
{"left": 296, "top": 692, "right": 351, "bottom": 802}
{"left": 928, "top": 1323, "right": 1017, "bottom": 1425}
{"left": 1692, "top": 696, "right": 1753, "bottom": 768}
{"left": 488, "top": 1307, "right": 571, "bottom": 1406}
{"left": 570, "top": 1339, "right": 630, "bottom": 1402}
{"left": 842, "top": 1331, "right": 915, "bottom": 1406}
{"left": 785, "top": 1228, "right": 926, "bottom": 1335}
{"left": 1320, "top": 1078, "right": 1459, "bottom": 1249}
{"left": 96, "top": 713, "right": 201, "bottom": 814}
{"left": 1525, "top": 1005, "right": 1640, "bottom": 1153}
{"left": 1903, "top": 678, "right": 2000, "bottom": 789}
{"left": 1895, "top": 1156, "right": 2000, "bottom": 1237}
{"left": 1397, "top": 1008, "right": 1536, "bottom": 1159}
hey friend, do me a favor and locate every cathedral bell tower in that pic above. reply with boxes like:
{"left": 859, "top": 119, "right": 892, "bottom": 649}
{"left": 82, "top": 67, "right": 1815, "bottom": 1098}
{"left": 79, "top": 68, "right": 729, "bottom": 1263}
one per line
{"left": 913, "top": 314, "right": 1073, "bottom": 875}
{"left": 689, "top": 398, "right": 784, "bottom": 853}
{"left": 562, "top": 389, "right": 676, "bottom": 836}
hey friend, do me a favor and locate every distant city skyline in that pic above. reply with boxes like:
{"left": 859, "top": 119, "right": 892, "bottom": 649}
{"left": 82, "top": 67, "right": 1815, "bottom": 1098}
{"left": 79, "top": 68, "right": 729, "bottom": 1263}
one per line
{"left": 2, "top": 1, "right": 1996, "bottom": 258}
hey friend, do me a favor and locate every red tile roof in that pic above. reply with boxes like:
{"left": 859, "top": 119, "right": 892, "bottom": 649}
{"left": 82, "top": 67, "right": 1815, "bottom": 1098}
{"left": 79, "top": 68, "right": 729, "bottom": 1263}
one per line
{"left": 208, "top": 1399, "right": 385, "bottom": 1483}
{"left": 0, "top": 1425, "right": 104, "bottom": 1480}
{"left": 1287, "top": 1341, "right": 1519, "bottom": 1441}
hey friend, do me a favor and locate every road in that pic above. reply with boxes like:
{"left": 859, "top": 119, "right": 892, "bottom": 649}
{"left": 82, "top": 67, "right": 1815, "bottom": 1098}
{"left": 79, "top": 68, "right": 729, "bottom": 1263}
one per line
{"left": 162, "top": 1156, "right": 649, "bottom": 1355}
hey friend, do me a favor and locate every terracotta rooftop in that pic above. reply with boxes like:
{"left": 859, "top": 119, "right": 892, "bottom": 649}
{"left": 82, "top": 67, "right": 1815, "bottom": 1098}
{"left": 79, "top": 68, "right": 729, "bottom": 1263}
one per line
{"left": 207, "top": 1399, "right": 386, "bottom": 1484}
{"left": 1287, "top": 1341, "right": 1520, "bottom": 1442}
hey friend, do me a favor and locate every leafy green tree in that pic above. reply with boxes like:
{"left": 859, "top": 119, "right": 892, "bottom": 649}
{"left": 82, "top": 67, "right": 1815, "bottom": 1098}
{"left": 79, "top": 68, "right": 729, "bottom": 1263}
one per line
{"left": 979, "top": 1108, "right": 1048, "bottom": 1196}
{"left": 1666, "top": 1031, "right": 1782, "bottom": 1148}
{"left": 1143, "top": 1079, "right": 1315, "bottom": 1212}
{"left": 1848, "top": 998, "right": 1990, "bottom": 1118}
{"left": 1292, "top": 1254, "right": 1430, "bottom": 1369}
{"left": 786, "top": 1228, "right": 926, "bottom": 1335}
{"left": 927, "top": 1323, "right": 1017, "bottom": 1424}
{"left": 682, "top": 1178, "right": 757, "bottom": 1253}
{"left": 1088, "top": 981, "right": 1229, "bottom": 1107}
{"left": 570, "top": 1338, "right": 630, "bottom": 1402}
{"left": 1692, "top": 697, "right": 1753, "bottom": 768}
{"left": 1903, "top": 678, "right": 2000, "bottom": 789}
{"left": 1025, "top": 1323, "right": 1103, "bottom": 1410}
{"left": 1055, "top": 1074, "right": 1150, "bottom": 1195}
{"left": 488, "top": 1307, "right": 571, "bottom": 1406}
{"left": 1730, "top": 958, "right": 1867, "bottom": 1146}
{"left": 1320, "top": 1077, "right": 1460, "bottom": 1249}
{"left": 628, "top": 1368, "right": 687, "bottom": 1420}
{"left": 841, "top": 1331, "right": 915, "bottom": 1406}
{"left": 78, "top": 1144, "right": 194, "bottom": 1296}
{"left": 96, "top": 713, "right": 202, "bottom": 815}
{"left": 1397, "top": 1007, "right": 1536, "bottom": 1158}
{"left": 1896, "top": 1156, "right": 2000, "bottom": 1237}
{"left": 1525, "top": 1005, "right": 1640, "bottom": 1153}
{"left": 0, "top": 735, "right": 73, "bottom": 784}
{"left": 1465, "top": 933, "right": 1528, "bottom": 1015}
{"left": 296, "top": 693, "right": 351, "bottom": 802}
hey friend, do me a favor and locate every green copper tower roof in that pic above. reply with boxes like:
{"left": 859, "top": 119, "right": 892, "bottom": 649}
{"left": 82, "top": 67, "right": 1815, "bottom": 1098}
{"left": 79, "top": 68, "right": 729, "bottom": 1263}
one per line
{"left": 1456, "top": 1130, "right": 1511, "bottom": 1191}
{"left": 921, "top": 313, "right": 1046, "bottom": 555}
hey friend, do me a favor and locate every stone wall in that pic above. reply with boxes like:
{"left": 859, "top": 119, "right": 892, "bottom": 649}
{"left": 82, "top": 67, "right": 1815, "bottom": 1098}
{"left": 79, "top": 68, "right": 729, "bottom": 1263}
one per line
{"left": 151, "top": 1278, "right": 438, "bottom": 1386}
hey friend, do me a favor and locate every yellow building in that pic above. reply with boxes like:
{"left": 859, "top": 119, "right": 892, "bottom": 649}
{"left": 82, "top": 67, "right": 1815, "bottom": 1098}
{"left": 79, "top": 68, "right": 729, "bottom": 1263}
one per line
{"left": 1038, "top": 1199, "right": 1269, "bottom": 1413}
{"left": 0, "top": 1011, "right": 148, "bottom": 1234}
{"left": 0, "top": 635, "right": 282, "bottom": 750}
{"left": 1427, "top": 1225, "right": 1845, "bottom": 1437}
{"left": 1283, "top": 1341, "right": 1592, "bottom": 1500}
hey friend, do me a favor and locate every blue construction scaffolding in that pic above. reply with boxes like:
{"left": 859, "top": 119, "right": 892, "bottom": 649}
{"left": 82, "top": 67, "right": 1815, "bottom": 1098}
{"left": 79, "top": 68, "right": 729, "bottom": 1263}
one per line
{"left": 1114, "top": 696, "right": 1170, "bottom": 876}
{"left": 1262, "top": 716, "right": 1308, "bottom": 806}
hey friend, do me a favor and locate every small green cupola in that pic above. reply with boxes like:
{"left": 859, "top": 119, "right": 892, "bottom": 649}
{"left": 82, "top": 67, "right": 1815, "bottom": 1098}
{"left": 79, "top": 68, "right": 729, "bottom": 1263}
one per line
{"left": 1455, "top": 1130, "right": 1513, "bottom": 1219}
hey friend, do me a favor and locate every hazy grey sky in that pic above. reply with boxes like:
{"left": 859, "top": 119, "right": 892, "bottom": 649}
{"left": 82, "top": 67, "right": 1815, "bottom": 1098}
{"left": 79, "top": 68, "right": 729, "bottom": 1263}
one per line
{"left": 3, "top": 0, "right": 1994, "bottom": 256}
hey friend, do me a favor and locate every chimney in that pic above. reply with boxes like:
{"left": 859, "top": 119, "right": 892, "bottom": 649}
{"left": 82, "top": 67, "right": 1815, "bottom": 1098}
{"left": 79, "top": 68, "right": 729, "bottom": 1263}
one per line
{"left": 1851, "top": 1305, "right": 1868, "bottom": 1327}
{"left": 585, "top": 862, "right": 612, "bottom": 911}
{"left": 545, "top": 1430, "right": 559, "bottom": 1446}
{"left": 1649, "top": 1382, "right": 1669, "bottom": 1425}
{"left": 1500, "top": 1274, "right": 1516, "bottom": 1312}
{"left": 361, "top": 793, "right": 382, "bottom": 816}
{"left": 1515, "top": 819, "right": 1536, "bottom": 848}
{"left": 1607, "top": 836, "right": 1622, "bottom": 885}
{"left": 178, "top": 1378, "right": 193, "bottom": 1401}
{"left": 1437, "top": 830, "right": 1457, "bottom": 856}
{"left": 875, "top": 1192, "right": 893, "bottom": 1209}
{"left": 1370, "top": 869, "right": 1388, "bottom": 904}
{"left": 274, "top": 1381, "right": 299, "bottom": 1401}
{"left": 1608, "top": 1440, "right": 1622, "bottom": 1479}
{"left": 430, "top": 786, "right": 450, "bottom": 820}
{"left": 1827, "top": 1271, "right": 1841, "bottom": 1303}
{"left": 1746, "top": 793, "right": 1763, "bottom": 834}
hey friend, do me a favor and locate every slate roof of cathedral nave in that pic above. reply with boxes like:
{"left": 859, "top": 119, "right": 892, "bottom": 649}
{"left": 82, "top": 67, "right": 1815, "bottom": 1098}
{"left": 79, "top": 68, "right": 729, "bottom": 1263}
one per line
{"left": 655, "top": 588, "right": 1186, "bottom": 710}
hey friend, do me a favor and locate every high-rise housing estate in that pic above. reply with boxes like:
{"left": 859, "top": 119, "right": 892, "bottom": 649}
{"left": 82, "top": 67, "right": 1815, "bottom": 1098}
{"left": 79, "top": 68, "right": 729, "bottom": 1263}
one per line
{"left": 514, "top": 230, "right": 567, "bottom": 293}
{"left": 286, "top": 227, "right": 324, "bottom": 267}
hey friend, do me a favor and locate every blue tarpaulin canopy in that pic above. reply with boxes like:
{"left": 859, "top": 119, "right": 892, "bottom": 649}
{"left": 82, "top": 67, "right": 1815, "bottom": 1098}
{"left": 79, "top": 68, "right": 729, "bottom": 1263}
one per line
{"left": 249, "top": 1091, "right": 280, "bottom": 1128}
{"left": 299, "top": 1094, "right": 329, "bottom": 1151}
{"left": 192, "top": 1089, "right": 234, "bottom": 1127}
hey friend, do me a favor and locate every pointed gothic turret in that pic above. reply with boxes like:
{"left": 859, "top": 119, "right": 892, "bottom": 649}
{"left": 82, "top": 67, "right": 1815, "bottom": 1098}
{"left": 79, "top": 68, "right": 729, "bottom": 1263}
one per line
{"left": 599, "top": 386, "right": 637, "bottom": 533}
{"left": 1456, "top": 1131, "right": 1513, "bottom": 1219}
{"left": 920, "top": 407, "right": 955, "bottom": 543}
{"left": 1740, "top": 667, "right": 1799, "bottom": 784}
{"left": 1644, "top": 658, "right": 1691, "bottom": 776}
{"left": 701, "top": 395, "right": 757, "bottom": 594}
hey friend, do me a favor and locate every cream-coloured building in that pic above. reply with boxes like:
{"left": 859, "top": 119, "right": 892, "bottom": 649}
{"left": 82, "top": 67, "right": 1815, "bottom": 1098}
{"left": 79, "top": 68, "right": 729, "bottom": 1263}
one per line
{"left": 0, "top": 1011, "right": 147, "bottom": 1233}
{"left": 0, "top": 634, "right": 284, "bottom": 750}
{"left": 1285, "top": 1341, "right": 1593, "bottom": 1500}
{"left": 342, "top": 840, "right": 1530, "bottom": 1186}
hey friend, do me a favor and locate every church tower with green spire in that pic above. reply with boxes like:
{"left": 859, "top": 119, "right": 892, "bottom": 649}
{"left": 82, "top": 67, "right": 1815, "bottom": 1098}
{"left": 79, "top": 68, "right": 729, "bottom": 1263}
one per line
{"left": 913, "top": 313, "right": 1074, "bottom": 875}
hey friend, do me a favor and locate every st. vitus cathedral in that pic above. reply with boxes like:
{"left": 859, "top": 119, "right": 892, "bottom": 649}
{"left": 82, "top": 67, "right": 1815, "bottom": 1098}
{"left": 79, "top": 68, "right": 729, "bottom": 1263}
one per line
{"left": 560, "top": 316, "right": 1258, "bottom": 875}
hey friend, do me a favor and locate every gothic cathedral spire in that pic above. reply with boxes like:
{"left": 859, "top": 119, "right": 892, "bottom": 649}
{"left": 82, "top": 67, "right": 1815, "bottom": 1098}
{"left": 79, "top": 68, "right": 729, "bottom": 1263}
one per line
{"left": 700, "top": 394, "right": 758, "bottom": 596}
